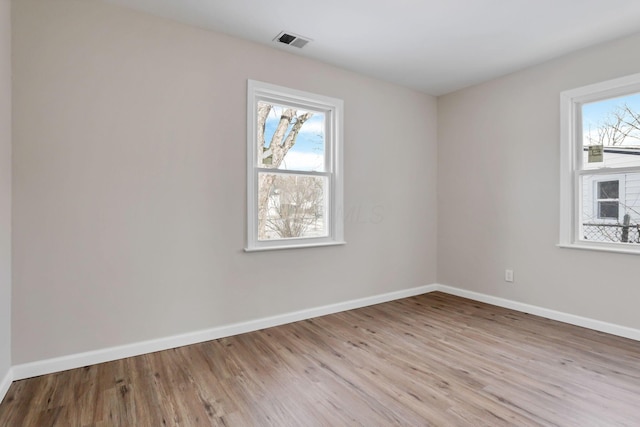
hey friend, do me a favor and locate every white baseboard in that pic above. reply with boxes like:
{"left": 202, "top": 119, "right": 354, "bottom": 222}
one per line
{"left": 434, "top": 284, "right": 640, "bottom": 341}
{"left": 8, "top": 282, "right": 640, "bottom": 390}
{"left": 12, "top": 284, "right": 438, "bottom": 381}
{"left": 0, "top": 367, "right": 12, "bottom": 405}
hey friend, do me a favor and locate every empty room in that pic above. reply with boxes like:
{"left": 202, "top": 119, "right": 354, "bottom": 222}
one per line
{"left": 1, "top": 0, "right": 640, "bottom": 425}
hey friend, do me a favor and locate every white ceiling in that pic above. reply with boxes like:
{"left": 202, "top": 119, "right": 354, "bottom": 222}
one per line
{"left": 100, "top": 0, "right": 640, "bottom": 95}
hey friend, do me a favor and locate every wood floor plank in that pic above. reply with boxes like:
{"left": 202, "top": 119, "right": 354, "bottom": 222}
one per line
{"left": 2, "top": 292, "right": 640, "bottom": 426}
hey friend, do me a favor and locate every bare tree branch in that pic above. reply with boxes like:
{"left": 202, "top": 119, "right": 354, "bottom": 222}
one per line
{"left": 589, "top": 103, "right": 640, "bottom": 146}
{"left": 265, "top": 175, "right": 323, "bottom": 238}
{"left": 257, "top": 102, "right": 271, "bottom": 162}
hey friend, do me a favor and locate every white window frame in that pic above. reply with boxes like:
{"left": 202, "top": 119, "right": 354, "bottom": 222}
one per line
{"left": 245, "top": 80, "right": 345, "bottom": 252}
{"left": 559, "top": 72, "right": 640, "bottom": 254}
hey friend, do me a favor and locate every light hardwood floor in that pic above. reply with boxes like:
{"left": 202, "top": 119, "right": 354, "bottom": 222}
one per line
{"left": 1, "top": 292, "right": 640, "bottom": 426}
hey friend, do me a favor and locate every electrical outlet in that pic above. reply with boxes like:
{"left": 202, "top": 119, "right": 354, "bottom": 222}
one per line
{"left": 505, "top": 269, "right": 514, "bottom": 282}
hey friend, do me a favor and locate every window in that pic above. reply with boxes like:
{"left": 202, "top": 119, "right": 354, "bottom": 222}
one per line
{"left": 246, "top": 80, "right": 344, "bottom": 251}
{"left": 560, "top": 72, "right": 640, "bottom": 252}
{"left": 596, "top": 180, "right": 620, "bottom": 220}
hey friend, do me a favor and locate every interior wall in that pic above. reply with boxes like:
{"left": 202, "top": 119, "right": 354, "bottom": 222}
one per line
{"left": 438, "top": 31, "right": 640, "bottom": 330}
{"left": 12, "top": 0, "right": 438, "bottom": 364}
{"left": 0, "top": 0, "right": 12, "bottom": 384}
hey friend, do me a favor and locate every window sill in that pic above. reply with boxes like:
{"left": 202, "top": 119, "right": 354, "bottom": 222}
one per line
{"left": 244, "top": 241, "right": 347, "bottom": 252}
{"left": 556, "top": 243, "right": 640, "bottom": 255}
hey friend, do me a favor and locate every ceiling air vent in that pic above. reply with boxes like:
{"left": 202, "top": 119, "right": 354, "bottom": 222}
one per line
{"left": 274, "top": 31, "right": 311, "bottom": 49}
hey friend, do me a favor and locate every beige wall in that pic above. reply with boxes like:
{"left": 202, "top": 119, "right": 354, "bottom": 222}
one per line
{"left": 12, "top": 0, "right": 438, "bottom": 363}
{"left": 0, "top": 0, "right": 11, "bottom": 379}
{"left": 438, "top": 32, "right": 640, "bottom": 329}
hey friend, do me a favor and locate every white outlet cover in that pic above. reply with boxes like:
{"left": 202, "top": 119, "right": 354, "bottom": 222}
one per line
{"left": 505, "top": 270, "right": 514, "bottom": 282}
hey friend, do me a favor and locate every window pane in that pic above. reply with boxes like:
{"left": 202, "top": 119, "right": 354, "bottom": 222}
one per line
{"left": 579, "top": 172, "right": 640, "bottom": 244}
{"left": 581, "top": 93, "right": 640, "bottom": 169}
{"left": 257, "top": 173, "right": 327, "bottom": 241}
{"left": 248, "top": 80, "right": 343, "bottom": 251}
{"left": 597, "top": 180, "right": 619, "bottom": 199}
{"left": 598, "top": 201, "right": 619, "bottom": 219}
{"left": 258, "top": 101, "right": 325, "bottom": 172}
